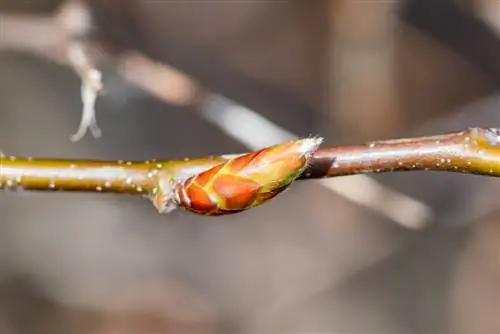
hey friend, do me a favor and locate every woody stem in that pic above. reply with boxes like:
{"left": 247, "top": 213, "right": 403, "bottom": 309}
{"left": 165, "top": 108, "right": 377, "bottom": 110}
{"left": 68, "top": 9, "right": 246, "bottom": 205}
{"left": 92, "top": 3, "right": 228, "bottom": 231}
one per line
{"left": 1, "top": 128, "right": 500, "bottom": 195}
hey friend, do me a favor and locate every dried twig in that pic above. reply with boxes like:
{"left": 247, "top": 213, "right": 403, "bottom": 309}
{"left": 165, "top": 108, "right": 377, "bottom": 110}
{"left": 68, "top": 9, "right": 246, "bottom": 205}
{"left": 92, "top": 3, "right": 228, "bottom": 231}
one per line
{"left": 1, "top": 128, "right": 499, "bottom": 216}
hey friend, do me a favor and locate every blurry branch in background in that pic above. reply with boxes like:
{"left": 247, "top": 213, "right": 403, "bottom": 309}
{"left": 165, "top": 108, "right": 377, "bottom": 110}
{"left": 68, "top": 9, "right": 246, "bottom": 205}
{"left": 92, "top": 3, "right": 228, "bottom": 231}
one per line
{"left": 2, "top": 127, "right": 500, "bottom": 222}
{"left": 66, "top": 41, "right": 104, "bottom": 141}
{"left": 0, "top": 0, "right": 105, "bottom": 141}
{"left": 0, "top": 0, "right": 434, "bottom": 228}
{"left": 1, "top": 0, "right": 201, "bottom": 137}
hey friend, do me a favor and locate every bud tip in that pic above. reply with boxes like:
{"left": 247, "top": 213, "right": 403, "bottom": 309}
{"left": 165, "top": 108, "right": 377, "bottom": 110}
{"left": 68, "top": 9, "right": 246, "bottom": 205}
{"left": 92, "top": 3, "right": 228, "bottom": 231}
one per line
{"left": 297, "top": 136, "right": 323, "bottom": 155}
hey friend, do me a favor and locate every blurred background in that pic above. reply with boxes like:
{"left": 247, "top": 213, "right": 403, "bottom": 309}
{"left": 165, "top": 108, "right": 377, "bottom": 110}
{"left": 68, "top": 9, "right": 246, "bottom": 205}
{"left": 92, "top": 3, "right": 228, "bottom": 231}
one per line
{"left": 0, "top": 0, "right": 499, "bottom": 333}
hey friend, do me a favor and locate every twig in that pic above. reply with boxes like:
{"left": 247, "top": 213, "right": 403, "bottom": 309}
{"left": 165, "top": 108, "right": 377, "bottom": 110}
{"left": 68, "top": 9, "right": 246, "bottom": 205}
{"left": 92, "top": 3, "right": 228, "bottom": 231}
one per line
{"left": 58, "top": 1, "right": 105, "bottom": 141}
{"left": 1, "top": 128, "right": 499, "bottom": 216}
{"left": 66, "top": 41, "right": 104, "bottom": 141}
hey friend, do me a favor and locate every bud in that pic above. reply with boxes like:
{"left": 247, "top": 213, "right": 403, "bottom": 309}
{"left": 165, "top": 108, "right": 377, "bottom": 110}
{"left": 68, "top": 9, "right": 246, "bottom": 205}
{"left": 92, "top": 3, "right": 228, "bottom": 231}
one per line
{"left": 174, "top": 137, "right": 323, "bottom": 215}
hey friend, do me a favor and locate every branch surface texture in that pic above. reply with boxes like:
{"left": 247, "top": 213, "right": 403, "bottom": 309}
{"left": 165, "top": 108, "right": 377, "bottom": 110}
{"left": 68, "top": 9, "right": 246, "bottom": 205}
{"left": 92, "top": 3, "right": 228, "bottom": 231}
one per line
{"left": 1, "top": 128, "right": 499, "bottom": 216}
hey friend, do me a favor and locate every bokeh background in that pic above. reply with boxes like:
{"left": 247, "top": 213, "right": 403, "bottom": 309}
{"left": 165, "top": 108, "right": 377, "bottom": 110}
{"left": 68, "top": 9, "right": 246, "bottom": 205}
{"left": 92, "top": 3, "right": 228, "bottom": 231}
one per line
{"left": 0, "top": 0, "right": 499, "bottom": 333}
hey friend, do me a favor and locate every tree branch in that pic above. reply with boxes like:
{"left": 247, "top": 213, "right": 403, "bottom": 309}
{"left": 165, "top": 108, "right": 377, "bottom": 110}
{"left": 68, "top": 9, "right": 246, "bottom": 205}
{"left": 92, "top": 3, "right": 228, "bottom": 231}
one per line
{"left": 1, "top": 128, "right": 499, "bottom": 216}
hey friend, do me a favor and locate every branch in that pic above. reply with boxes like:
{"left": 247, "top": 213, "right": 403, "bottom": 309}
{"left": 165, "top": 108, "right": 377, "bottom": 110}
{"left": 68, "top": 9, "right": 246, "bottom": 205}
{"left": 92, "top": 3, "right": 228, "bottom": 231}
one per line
{"left": 1, "top": 128, "right": 499, "bottom": 216}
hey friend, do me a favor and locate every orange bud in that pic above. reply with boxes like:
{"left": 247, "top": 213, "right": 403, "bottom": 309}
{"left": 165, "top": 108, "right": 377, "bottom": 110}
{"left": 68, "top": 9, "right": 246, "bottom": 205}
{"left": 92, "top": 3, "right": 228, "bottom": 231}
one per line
{"left": 174, "top": 137, "right": 323, "bottom": 215}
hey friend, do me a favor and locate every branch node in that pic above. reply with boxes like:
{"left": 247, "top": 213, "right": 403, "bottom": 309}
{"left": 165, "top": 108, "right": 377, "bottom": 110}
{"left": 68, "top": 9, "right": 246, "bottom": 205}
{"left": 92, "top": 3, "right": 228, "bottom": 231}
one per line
{"left": 149, "top": 170, "right": 179, "bottom": 214}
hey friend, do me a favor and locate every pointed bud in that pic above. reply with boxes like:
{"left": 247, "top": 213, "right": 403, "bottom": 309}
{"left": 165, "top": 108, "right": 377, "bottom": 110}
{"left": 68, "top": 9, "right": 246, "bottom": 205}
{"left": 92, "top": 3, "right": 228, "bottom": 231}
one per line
{"left": 174, "top": 137, "right": 323, "bottom": 215}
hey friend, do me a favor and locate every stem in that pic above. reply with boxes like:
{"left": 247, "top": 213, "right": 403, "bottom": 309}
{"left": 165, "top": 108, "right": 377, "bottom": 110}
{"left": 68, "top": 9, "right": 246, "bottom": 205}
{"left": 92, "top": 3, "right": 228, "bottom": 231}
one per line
{"left": 2, "top": 127, "right": 500, "bottom": 198}
{"left": 305, "top": 127, "right": 500, "bottom": 178}
{"left": 0, "top": 156, "right": 232, "bottom": 194}
{"left": 0, "top": 158, "right": 152, "bottom": 193}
